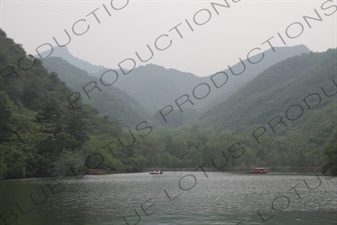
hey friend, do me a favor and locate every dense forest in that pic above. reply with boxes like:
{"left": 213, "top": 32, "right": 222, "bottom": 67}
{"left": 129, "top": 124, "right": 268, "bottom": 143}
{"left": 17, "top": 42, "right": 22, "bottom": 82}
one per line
{"left": 0, "top": 29, "right": 147, "bottom": 178}
{"left": 0, "top": 28, "right": 336, "bottom": 179}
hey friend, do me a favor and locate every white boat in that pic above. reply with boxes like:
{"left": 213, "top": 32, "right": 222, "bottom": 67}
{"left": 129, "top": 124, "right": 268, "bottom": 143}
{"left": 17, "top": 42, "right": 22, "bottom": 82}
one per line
{"left": 150, "top": 170, "right": 163, "bottom": 175}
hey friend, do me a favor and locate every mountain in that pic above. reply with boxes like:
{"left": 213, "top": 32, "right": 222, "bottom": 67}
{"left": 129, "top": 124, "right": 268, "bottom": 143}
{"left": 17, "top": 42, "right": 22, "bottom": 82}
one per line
{"left": 175, "top": 48, "right": 336, "bottom": 170}
{"left": 199, "top": 45, "right": 311, "bottom": 111}
{"left": 1, "top": 26, "right": 336, "bottom": 176}
{"left": 39, "top": 45, "right": 310, "bottom": 115}
{"left": 36, "top": 46, "right": 107, "bottom": 74}
{"left": 108, "top": 64, "right": 202, "bottom": 112}
{"left": 0, "top": 28, "right": 148, "bottom": 179}
{"left": 197, "top": 48, "right": 337, "bottom": 134}
{"left": 92, "top": 45, "right": 310, "bottom": 115}
{"left": 42, "top": 57, "right": 152, "bottom": 127}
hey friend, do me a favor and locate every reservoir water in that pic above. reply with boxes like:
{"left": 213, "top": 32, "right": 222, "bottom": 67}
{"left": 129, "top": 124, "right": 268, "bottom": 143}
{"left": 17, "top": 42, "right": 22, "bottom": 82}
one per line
{"left": 1, "top": 171, "right": 336, "bottom": 225}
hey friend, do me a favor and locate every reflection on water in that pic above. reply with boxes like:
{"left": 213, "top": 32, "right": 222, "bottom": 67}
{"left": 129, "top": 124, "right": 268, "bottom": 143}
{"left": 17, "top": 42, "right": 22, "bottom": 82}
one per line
{"left": 0, "top": 172, "right": 336, "bottom": 225}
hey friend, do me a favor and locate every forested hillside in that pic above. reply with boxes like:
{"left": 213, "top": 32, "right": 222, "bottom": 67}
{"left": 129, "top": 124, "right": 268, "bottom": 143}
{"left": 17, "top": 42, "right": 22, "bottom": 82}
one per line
{"left": 199, "top": 45, "right": 310, "bottom": 111}
{"left": 123, "top": 49, "right": 337, "bottom": 172}
{"left": 136, "top": 49, "right": 336, "bottom": 171}
{"left": 198, "top": 49, "right": 337, "bottom": 133}
{"left": 1, "top": 28, "right": 336, "bottom": 180}
{"left": 43, "top": 57, "right": 151, "bottom": 127}
{"left": 191, "top": 49, "right": 337, "bottom": 169}
{"left": 0, "top": 29, "right": 148, "bottom": 179}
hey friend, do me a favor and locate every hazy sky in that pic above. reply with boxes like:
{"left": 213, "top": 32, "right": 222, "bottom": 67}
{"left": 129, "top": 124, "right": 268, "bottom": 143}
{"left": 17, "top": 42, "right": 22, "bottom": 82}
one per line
{"left": 1, "top": 0, "right": 336, "bottom": 77}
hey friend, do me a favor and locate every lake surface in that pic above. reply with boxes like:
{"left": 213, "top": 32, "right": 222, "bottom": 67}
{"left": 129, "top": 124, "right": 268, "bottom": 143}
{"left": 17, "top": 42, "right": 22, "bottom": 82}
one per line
{"left": 1, "top": 172, "right": 336, "bottom": 225}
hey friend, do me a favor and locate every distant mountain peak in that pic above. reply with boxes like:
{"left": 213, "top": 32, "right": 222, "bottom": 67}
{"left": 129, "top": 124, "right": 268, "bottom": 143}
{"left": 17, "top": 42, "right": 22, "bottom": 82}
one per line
{"left": 36, "top": 46, "right": 107, "bottom": 74}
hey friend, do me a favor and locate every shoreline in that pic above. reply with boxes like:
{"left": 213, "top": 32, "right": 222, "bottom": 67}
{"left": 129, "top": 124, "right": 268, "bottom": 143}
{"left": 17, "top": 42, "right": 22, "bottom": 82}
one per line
{"left": 1, "top": 166, "right": 324, "bottom": 180}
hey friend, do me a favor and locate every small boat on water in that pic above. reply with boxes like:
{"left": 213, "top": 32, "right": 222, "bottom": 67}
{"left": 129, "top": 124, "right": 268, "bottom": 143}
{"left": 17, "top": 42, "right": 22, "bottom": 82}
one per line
{"left": 150, "top": 170, "right": 163, "bottom": 175}
{"left": 87, "top": 169, "right": 102, "bottom": 175}
{"left": 250, "top": 167, "right": 267, "bottom": 174}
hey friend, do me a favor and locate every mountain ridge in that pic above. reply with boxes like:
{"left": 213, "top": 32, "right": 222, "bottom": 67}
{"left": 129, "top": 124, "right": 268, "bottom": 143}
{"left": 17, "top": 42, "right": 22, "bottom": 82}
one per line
{"left": 36, "top": 46, "right": 108, "bottom": 74}
{"left": 38, "top": 45, "right": 311, "bottom": 127}
{"left": 195, "top": 48, "right": 337, "bottom": 134}
{"left": 42, "top": 56, "right": 151, "bottom": 127}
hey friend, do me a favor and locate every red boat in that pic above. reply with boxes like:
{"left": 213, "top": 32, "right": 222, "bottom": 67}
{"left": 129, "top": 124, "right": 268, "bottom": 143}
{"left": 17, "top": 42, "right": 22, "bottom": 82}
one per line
{"left": 87, "top": 169, "right": 102, "bottom": 175}
{"left": 250, "top": 168, "right": 267, "bottom": 174}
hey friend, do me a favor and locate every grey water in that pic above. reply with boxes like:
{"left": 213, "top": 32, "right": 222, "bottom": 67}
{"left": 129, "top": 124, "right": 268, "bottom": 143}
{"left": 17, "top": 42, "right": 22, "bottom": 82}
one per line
{"left": 1, "top": 172, "right": 336, "bottom": 225}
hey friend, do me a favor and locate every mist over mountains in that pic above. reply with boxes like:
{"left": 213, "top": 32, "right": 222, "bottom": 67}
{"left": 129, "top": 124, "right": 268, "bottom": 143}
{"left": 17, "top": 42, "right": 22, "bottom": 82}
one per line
{"left": 39, "top": 45, "right": 310, "bottom": 127}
